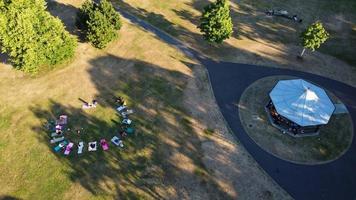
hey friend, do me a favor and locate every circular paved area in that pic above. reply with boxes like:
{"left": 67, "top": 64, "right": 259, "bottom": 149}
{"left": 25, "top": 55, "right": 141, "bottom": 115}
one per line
{"left": 204, "top": 60, "right": 356, "bottom": 200}
{"left": 238, "top": 75, "right": 353, "bottom": 165}
{"left": 119, "top": 10, "right": 356, "bottom": 200}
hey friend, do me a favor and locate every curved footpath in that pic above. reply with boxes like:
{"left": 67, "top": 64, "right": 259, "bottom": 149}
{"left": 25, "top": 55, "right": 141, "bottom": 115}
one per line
{"left": 205, "top": 61, "right": 356, "bottom": 200}
{"left": 119, "top": 9, "right": 356, "bottom": 200}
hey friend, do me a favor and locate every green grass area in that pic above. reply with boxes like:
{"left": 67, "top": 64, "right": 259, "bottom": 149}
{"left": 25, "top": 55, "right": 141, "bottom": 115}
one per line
{"left": 238, "top": 76, "right": 353, "bottom": 164}
{"left": 115, "top": 0, "right": 356, "bottom": 67}
{"left": 0, "top": 12, "right": 232, "bottom": 198}
{"left": 0, "top": 111, "right": 12, "bottom": 131}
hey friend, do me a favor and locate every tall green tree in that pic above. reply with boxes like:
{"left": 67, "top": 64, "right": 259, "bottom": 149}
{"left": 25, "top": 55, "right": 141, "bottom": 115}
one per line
{"left": 0, "top": 0, "right": 76, "bottom": 73}
{"left": 198, "top": 0, "right": 233, "bottom": 43}
{"left": 86, "top": 9, "right": 118, "bottom": 49}
{"left": 77, "top": 0, "right": 122, "bottom": 49}
{"left": 300, "top": 21, "right": 329, "bottom": 57}
{"left": 76, "top": 0, "right": 95, "bottom": 30}
{"left": 98, "top": 0, "right": 122, "bottom": 30}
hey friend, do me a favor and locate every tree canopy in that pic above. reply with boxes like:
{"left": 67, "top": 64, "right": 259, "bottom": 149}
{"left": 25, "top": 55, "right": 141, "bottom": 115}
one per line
{"left": 198, "top": 0, "right": 233, "bottom": 43}
{"left": 301, "top": 21, "right": 329, "bottom": 52}
{"left": 77, "top": 0, "right": 122, "bottom": 49}
{"left": 0, "top": 0, "right": 77, "bottom": 73}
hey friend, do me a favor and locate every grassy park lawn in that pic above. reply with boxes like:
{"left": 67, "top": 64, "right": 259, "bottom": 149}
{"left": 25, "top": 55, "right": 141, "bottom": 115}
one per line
{"left": 0, "top": 1, "right": 292, "bottom": 199}
{"left": 0, "top": 5, "right": 215, "bottom": 200}
{"left": 115, "top": 0, "right": 356, "bottom": 86}
{"left": 238, "top": 76, "right": 353, "bottom": 164}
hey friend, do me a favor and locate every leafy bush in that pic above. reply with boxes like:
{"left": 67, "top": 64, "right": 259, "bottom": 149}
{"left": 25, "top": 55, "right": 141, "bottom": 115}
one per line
{"left": 86, "top": 10, "right": 118, "bottom": 49}
{"left": 0, "top": 0, "right": 77, "bottom": 73}
{"left": 76, "top": 0, "right": 95, "bottom": 30}
{"left": 198, "top": 0, "right": 233, "bottom": 43}
{"left": 77, "top": 0, "right": 122, "bottom": 49}
{"left": 98, "top": 0, "right": 122, "bottom": 30}
{"left": 300, "top": 21, "right": 329, "bottom": 57}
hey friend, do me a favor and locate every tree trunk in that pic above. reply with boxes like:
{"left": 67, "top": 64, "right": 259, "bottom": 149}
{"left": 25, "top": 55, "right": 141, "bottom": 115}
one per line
{"left": 300, "top": 48, "right": 306, "bottom": 57}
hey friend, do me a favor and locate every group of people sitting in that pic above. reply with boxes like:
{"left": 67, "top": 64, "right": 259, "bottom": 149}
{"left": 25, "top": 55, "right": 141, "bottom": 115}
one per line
{"left": 82, "top": 99, "right": 98, "bottom": 109}
{"left": 266, "top": 102, "right": 302, "bottom": 135}
{"left": 266, "top": 101, "right": 320, "bottom": 135}
{"left": 49, "top": 96, "right": 135, "bottom": 156}
{"left": 265, "top": 9, "right": 303, "bottom": 23}
{"left": 116, "top": 96, "right": 135, "bottom": 138}
{"left": 49, "top": 115, "right": 67, "bottom": 143}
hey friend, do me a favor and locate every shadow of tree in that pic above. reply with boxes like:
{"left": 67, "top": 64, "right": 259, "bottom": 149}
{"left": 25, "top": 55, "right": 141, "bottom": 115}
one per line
{"left": 0, "top": 52, "right": 9, "bottom": 64}
{"left": 116, "top": 0, "right": 354, "bottom": 88}
{"left": 46, "top": 0, "right": 85, "bottom": 41}
{"left": 172, "top": 9, "right": 199, "bottom": 27}
{"left": 181, "top": 0, "right": 303, "bottom": 43}
{"left": 30, "top": 54, "right": 234, "bottom": 199}
{"left": 0, "top": 196, "right": 23, "bottom": 200}
{"left": 115, "top": 0, "right": 284, "bottom": 65}
{"left": 116, "top": 1, "right": 200, "bottom": 43}
{"left": 117, "top": 0, "right": 356, "bottom": 68}
{"left": 184, "top": 0, "right": 356, "bottom": 65}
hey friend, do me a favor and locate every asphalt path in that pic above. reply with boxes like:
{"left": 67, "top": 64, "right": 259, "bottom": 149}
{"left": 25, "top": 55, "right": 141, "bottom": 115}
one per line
{"left": 205, "top": 61, "right": 356, "bottom": 200}
{"left": 119, "top": 9, "right": 356, "bottom": 200}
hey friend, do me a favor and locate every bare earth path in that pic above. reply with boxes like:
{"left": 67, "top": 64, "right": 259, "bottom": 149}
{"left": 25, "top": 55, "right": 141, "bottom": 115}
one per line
{"left": 118, "top": 9, "right": 356, "bottom": 200}
{"left": 118, "top": 9, "right": 292, "bottom": 200}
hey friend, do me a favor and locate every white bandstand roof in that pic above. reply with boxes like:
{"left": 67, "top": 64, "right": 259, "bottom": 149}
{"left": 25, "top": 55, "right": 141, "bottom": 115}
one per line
{"left": 269, "top": 79, "right": 335, "bottom": 127}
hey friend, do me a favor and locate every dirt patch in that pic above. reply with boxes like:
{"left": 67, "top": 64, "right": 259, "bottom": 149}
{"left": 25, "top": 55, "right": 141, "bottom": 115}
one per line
{"left": 182, "top": 64, "right": 292, "bottom": 199}
{"left": 0, "top": 1, "right": 246, "bottom": 199}
{"left": 238, "top": 76, "right": 353, "bottom": 164}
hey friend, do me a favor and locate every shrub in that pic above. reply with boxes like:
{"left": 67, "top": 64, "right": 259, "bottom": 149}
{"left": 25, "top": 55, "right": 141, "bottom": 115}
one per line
{"left": 86, "top": 10, "right": 118, "bottom": 49}
{"left": 77, "top": 0, "right": 122, "bottom": 49}
{"left": 0, "top": 0, "right": 77, "bottom": 73}
{"left": 98, "top": 0, "right": 122, "bottom": 30}
{"left": 300, "top": 21, "right": 329, "bottom": 57}
{"left": 76, "top": 0, "right": 95, "bottom": 30}
{"left": 198, "top": 0, "right": 233, "bottom": 43}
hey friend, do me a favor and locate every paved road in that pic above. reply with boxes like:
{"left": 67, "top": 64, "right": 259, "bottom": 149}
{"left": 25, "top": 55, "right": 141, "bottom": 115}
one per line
{"left": 205, "top": 61, "right": 356, "bottom": 200}
{"left": 120, "top": 10, "right": 356, "bottom": 200}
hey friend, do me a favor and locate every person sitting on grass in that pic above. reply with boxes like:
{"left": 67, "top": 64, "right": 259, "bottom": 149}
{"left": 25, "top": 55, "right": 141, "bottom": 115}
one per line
{"left": 82, "top": 100, "right": 98, "bottom": 109}
{"left": 92, "top": 99, "right": 98, "bottom": 107}
{"left": 119, "top": 130, "right": 127, "bottom": 139}
{"left": 82, "top": 102, "right": 90, "bottom": 109}
{"left": 116, "top": 96, "right": 125, "bottom": 106}
{"left": 292, "top": 15, "right": 302, "bottom": 23}
{"left": 55, "top": 124, "right": 62, "bottom": 131}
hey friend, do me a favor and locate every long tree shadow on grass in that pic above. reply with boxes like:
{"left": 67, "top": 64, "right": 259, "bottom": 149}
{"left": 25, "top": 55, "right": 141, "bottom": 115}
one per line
{"left": 31, "top": 54, "right": 234, "bottom": 199}
{"left": 184, "top": 0, "right": 356, "bottom": 65}
{"left": 116, "top": 0, "right": 283, "bottom": 64}
{"left": 0, "top": 196, "right": 22, "bottom": 200}
{"left": 46, "top": 0, "right": 85, "bottom": 40}
{"left": 0, "top": 52, "right": 9, "bottom": 64}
